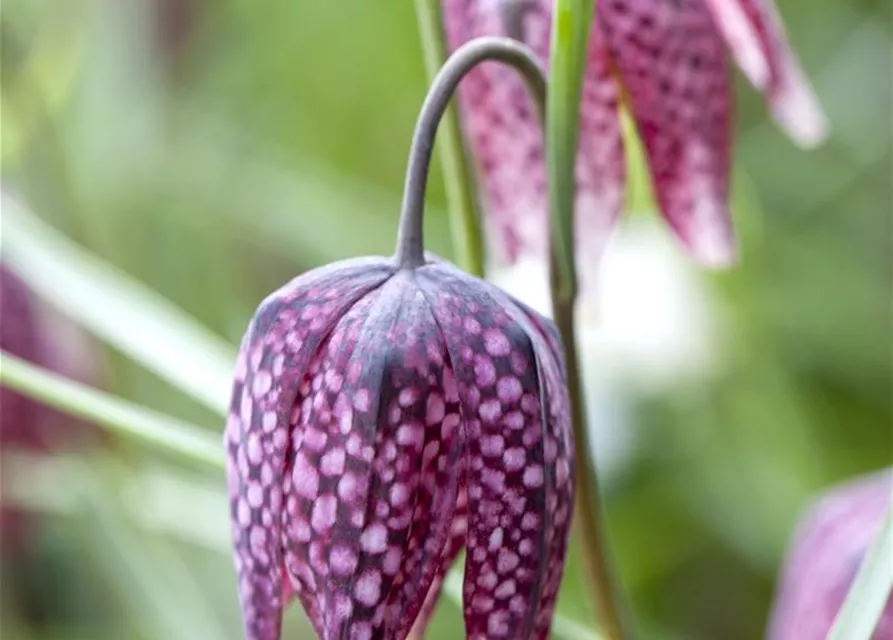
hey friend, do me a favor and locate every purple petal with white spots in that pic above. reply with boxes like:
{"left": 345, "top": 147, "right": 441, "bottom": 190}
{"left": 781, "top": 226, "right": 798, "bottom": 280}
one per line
{"left": 442, "top": 0, "right": 625, "bottom": 275}
{"left": 225, "top": 258, "right": 392, "bottom": 640}
{"left": 282, "top": 273, "right": 466, "bottom": 639}
{"left": 419, "top": 263, "right": 574, "bottom": 639}
{"left": 598, "top": 0, "right": 736, "bottom": 267}
{"left": 704, "top": 0, "right": 827, "bottom": 146}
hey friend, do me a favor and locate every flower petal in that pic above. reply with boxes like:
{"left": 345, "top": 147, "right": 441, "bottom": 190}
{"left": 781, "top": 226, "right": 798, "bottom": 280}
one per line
{"left": 281, "top": 272, "right": 465, "bottom": 639}
{"left": 441, "top": 0, "right": 625, "bottom": 275}
{"left": 419, "top": 263, "right": 574, "bottom": 639}
{"left": 767, "top": 469, "right": 893, "bottom": 640}
{"left": 408, "top": 487, "right": 469, "bottom": 637}
{"left": 225, "top": 258, "right": 391, "bottom": 640}
{"left": 508, "top": 302, "right": 575, "bottom": 637}
{"left": 705, "top": 0, "right": 827, "bottom": 147}
{"left": 598, "top": 0, "right": 736, "bottom": 267}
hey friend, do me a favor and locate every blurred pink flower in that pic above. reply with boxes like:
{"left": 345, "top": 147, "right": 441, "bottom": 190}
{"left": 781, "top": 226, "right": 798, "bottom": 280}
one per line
{"left": 442, "top": 0, "right": 827, "bottom": 276}
{"left": 0, "top": 264, "right": 105, "bottom": 553}
{"left": 767, "top": 468, "right": 893, "bottom": 640}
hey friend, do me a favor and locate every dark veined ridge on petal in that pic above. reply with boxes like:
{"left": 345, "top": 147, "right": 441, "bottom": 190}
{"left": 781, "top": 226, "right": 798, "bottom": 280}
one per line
{"left": 375, "top": 284, "right": 467, "bottom": 640}
{"left": 277, "top": 271, "right": 466, "bottom": 640}
{"left": 279, "top": 285, "right": 395, "bottom": 637}
{"left": 441, "top": 0, "right": 625, "bottom": 276}
{"left": 598, "top": 0, "right": 736, "bottom": 268}
{"left": 417, "top": 263, "right": 574, "bottom": 639}
{"left": 225, "top": 257, "right": 393, "bottom": 640}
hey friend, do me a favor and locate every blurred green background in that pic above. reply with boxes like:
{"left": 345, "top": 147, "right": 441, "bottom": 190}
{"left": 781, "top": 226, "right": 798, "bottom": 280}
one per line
{"left": 0, "top": 0, "right": 890, "bottom": 638}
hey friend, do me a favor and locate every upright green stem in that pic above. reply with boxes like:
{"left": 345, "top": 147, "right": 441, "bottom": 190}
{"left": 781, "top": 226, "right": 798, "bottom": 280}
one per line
{"left": 413, "top": 0, "right": 486, "bottom": 277}
{"left": 552, "top": 294, "right": 631, "bottom": 640}
{"left": 546, "top": 0, "right": 585, "bottom": 303}
{"left": 547, "top": 1, "right": 633, "bottom": 638}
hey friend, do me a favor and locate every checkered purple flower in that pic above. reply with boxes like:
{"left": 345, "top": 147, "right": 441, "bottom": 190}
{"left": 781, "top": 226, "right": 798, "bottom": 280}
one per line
{"left": 225, "top": 255, "right": 574, "bottom": 639}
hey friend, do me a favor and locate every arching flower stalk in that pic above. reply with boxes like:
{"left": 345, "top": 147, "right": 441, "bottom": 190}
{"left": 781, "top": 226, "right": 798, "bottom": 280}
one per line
{"left": 225, "top": 39, "right": 575, "bottom": 640}
{"left": 767, "top": 469, "right": 893, "bottom": 640}
{"left": 441, "top": 0, "right": 827, "bottom": 277}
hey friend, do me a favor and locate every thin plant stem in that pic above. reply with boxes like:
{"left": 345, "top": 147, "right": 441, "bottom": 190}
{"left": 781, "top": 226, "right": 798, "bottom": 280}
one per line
{"left": 0, "top": 351, "right": 224, "bottom": 470}
{"left": 412, "top": 0, "right": 486, "bottom": 276}
{"left": 547, "top": 0, "right": 634, "bottom": 637}
{"left": 394, "top": 37, "right": 546, "bottom": 270}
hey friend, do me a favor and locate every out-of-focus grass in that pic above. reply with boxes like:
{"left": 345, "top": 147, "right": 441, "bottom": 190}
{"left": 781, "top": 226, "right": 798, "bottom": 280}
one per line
{"left": 0, "top": 0, "right": 890, "bottom": 639}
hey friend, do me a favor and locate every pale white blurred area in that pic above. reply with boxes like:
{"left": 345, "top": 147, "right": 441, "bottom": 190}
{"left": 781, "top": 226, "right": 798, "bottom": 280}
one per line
{"left": 489, "top": 217, "right": 725, "bottom": 485}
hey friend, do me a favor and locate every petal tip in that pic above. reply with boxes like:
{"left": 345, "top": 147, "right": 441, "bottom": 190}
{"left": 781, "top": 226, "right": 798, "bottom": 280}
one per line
{"left": 689, "top": 236, "right": 738, "bottom": 270}
{"left": 682, "top": 214, "right": 737, "bottom": 269}
{"left": 771, "top": 71, "right": 829, "bottom": 149}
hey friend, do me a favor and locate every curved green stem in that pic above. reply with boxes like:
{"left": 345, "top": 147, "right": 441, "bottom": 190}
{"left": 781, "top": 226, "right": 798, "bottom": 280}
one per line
{"left": 547, "top": 1, "right": 634, "bottom": 638}
{"left": 412, "top": 0, "right": 486, "bottom": 276}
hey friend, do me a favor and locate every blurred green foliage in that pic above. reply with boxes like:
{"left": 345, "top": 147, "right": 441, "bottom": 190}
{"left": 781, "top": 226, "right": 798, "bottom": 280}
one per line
{"left": 0, "top": 0, "right": 890, "bottom": 639}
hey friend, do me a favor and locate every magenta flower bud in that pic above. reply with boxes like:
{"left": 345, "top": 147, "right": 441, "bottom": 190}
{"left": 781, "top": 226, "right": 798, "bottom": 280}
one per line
{"left": 767, "top": 469, "right": 893, "bottom": 640}
{"left": 225, "top": 40, "right": 574, "bottom": 640}
{"left": 442, "top": 0, "right": 827, "bottom": 275}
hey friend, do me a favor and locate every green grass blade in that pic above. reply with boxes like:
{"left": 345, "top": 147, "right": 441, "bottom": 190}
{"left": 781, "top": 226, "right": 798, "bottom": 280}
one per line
{"left": 827, "top": 503, "right": 893, "bottom": 640}
{"left": 0, "top": 351, "right": 224, "bottom": 469}
{"left": 1, "top": 192, "right": 236, "bottom": 414}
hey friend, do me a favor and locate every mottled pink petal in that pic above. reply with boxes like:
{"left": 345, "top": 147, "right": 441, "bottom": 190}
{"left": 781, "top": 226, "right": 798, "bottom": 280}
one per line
{"left": 598, "top": 0, "right": 736, "bottom": 267}
{"left": 489, "top": 285, "right": 575, "bottom": 637}
{"left": 225, "top": 258, "right": 391, "bottom": 640}
{"left": 511, "top": 303, "right": 575, "bottom": 637}
{"left": 408, "top": 488, "right": 468, "bottom": 637}
{"left": 272, "top": 269, "right": 468, "bottom": 639}
{"left": 442, "top": 0, "right": 625, "bottom": 275}
{"left": 767, "top": 468, "right": 893, "bottom": 640}
{"left": 705, "top": 0, "right": 827, "bottom": 146}
{"left": 419, "top": 262, "right": 574, "bottom": 639}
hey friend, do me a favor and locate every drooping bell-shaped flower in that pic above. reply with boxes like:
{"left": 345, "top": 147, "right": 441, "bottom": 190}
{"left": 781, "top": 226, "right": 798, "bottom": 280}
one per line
{"left": 442, "top": 0, "right": 827, "bottom": 274}
{"left": 225, "top": 39, "right": 574, "bottom": 640}
{"left": 766, "top": 468, "right": 893, "bottom": 640}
